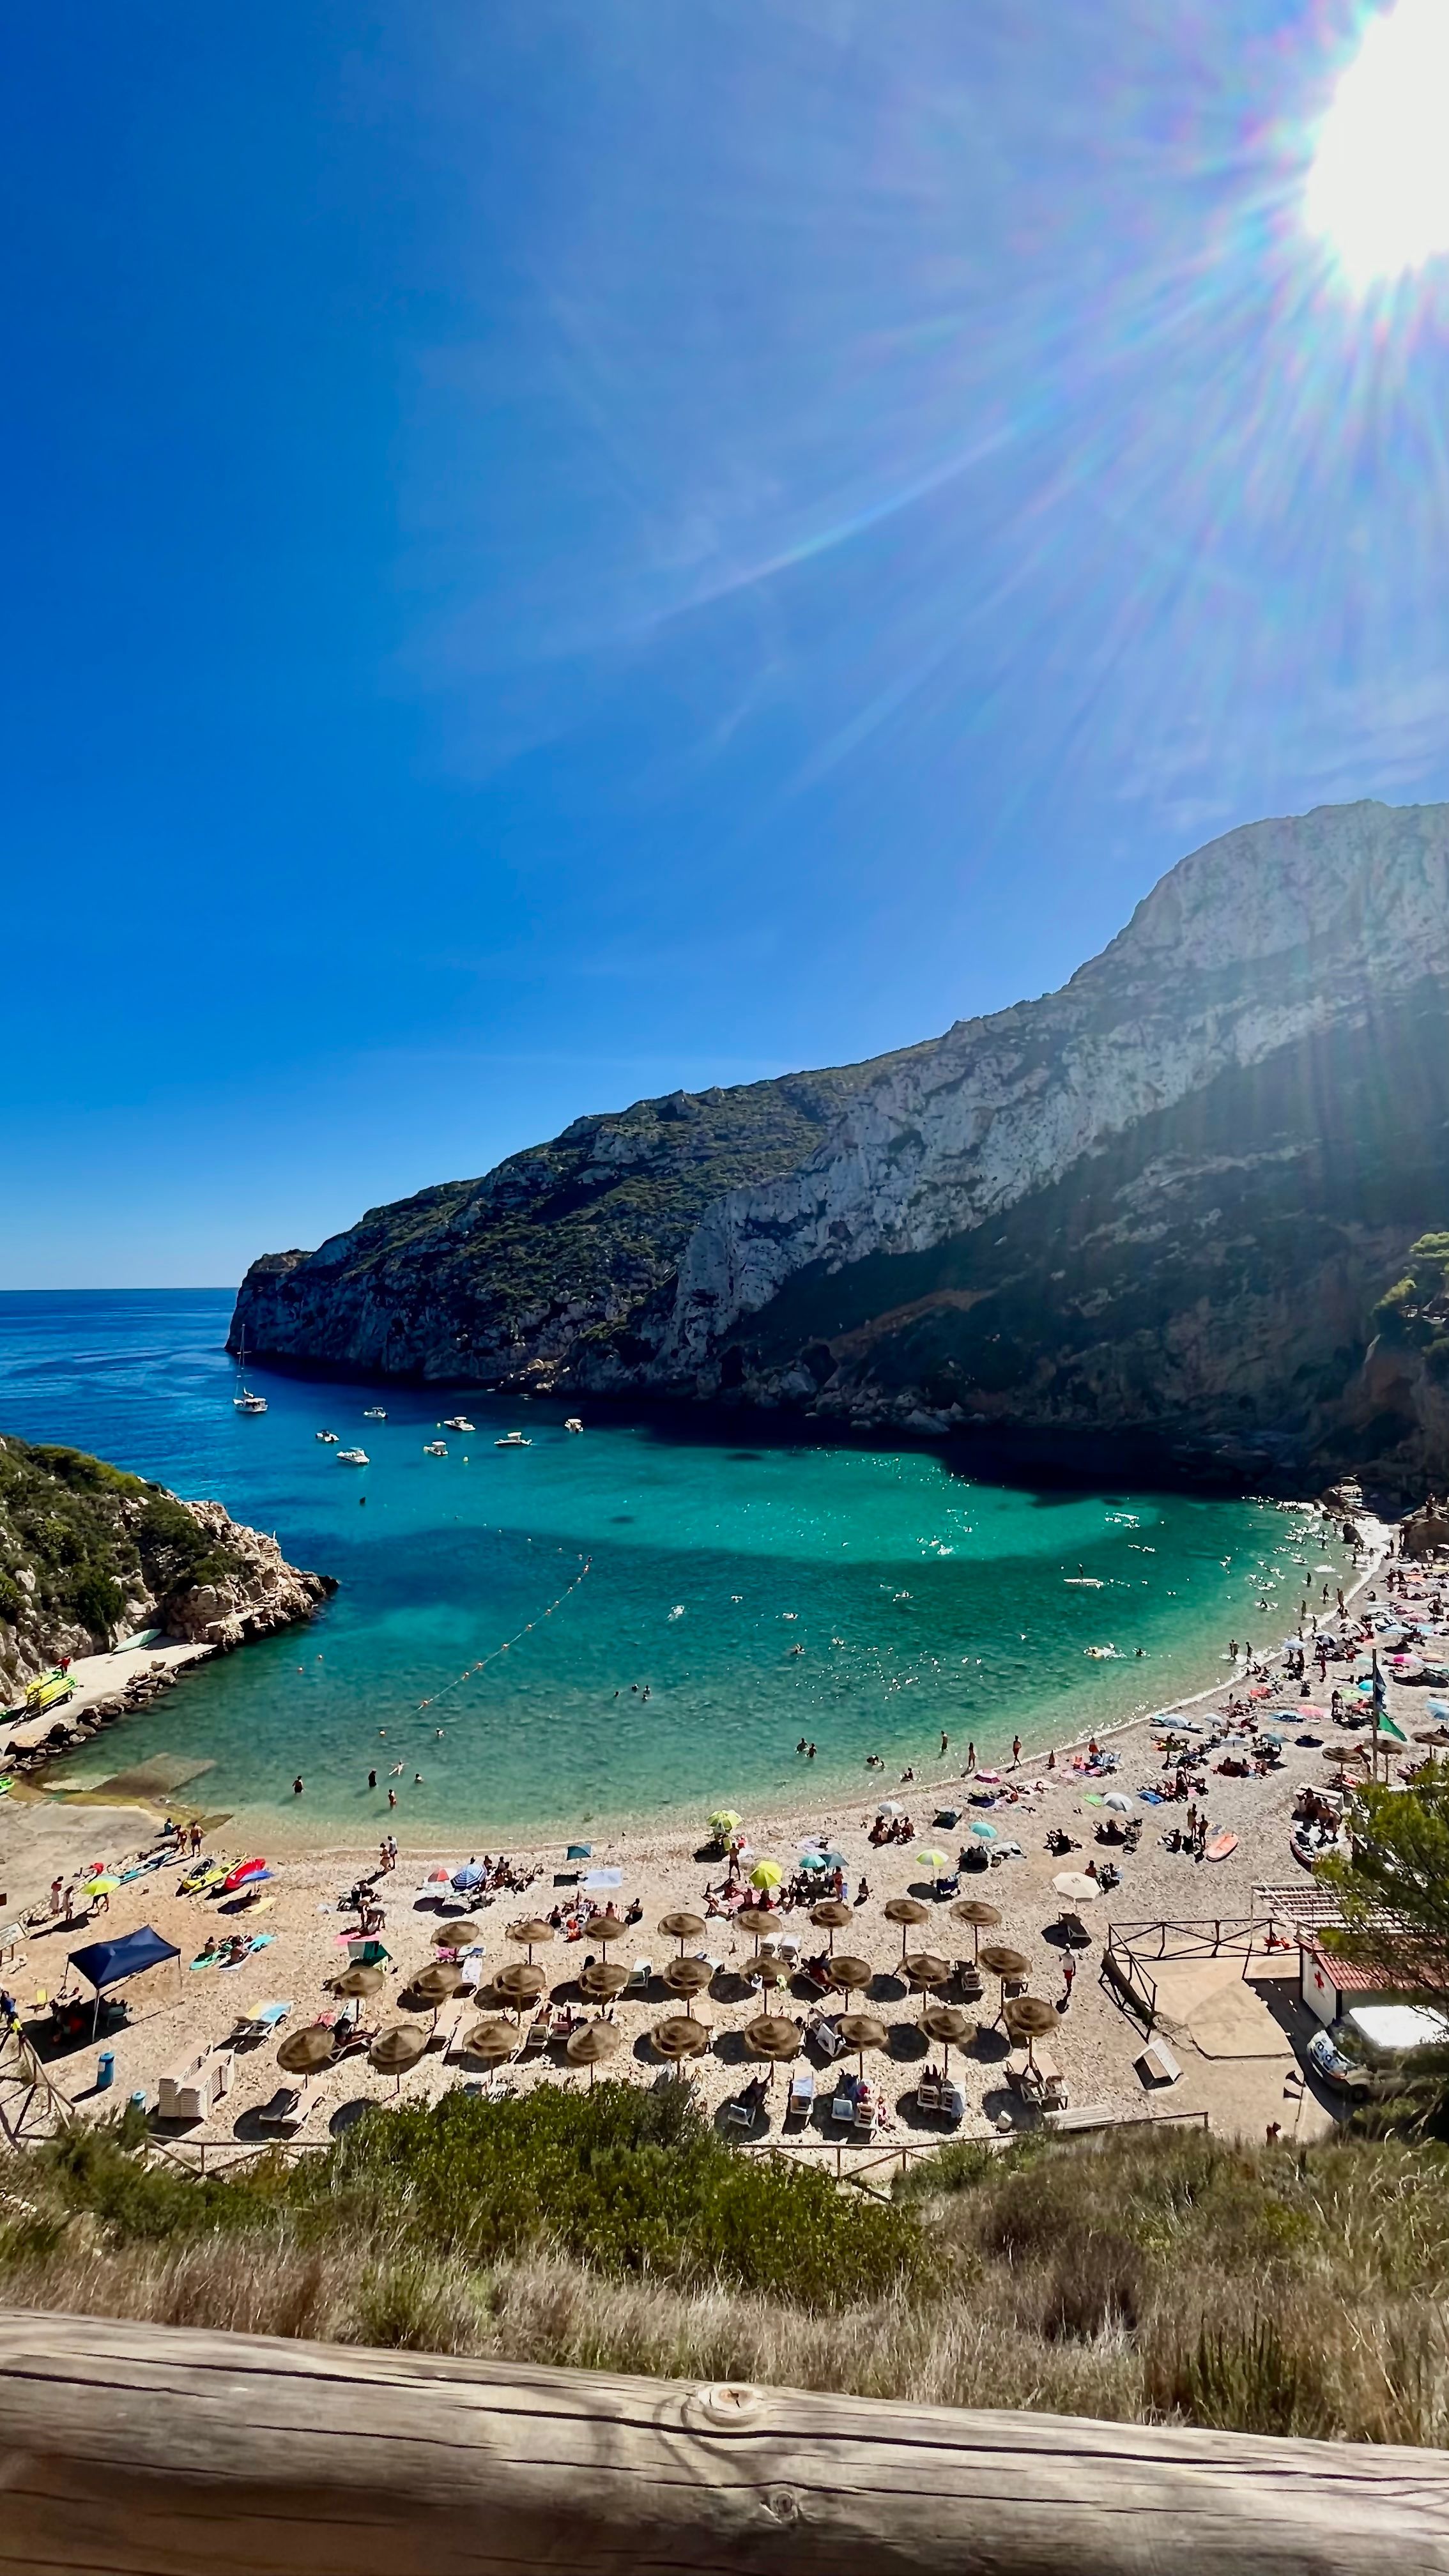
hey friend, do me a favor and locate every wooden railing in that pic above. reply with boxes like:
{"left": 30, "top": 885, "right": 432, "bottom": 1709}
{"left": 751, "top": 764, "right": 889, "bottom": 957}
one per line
{"left": 0, "top": 2308, "right": 1441, "bottom": 2573}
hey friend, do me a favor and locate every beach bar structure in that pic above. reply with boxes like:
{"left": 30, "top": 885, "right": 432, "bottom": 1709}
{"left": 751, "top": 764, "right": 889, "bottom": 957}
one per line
{"left": 0, "top": 2308, "right": 1443, "bottom": 2573}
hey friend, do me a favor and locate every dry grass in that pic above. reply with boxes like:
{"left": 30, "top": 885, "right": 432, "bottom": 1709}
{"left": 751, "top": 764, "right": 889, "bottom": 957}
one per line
{"left": 4, "top": 2115, "right": 1449, "bottom": 2441}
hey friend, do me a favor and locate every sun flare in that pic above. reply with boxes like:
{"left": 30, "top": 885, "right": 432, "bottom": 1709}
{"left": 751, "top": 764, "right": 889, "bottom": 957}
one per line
{"left": 1305, "top": 0, "right": 1449, "bottom": 287}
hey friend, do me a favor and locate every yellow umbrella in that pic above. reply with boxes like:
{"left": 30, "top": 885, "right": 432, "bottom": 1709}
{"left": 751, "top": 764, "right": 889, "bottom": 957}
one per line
{"left": 83, "top": 1874, "right": 120, "bottom": 1896}
{"left": 749, "top": 1859, "right": 783, "bottom": 1892}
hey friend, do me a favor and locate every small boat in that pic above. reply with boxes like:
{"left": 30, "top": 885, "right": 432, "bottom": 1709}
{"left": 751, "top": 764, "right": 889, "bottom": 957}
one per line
{"left": 316, "top": 1429, "right": 339, "bottom": 1443}
{"left": 363, "top": 1407, "right": 387, "bottom": 1421}
{"left": 336, "top": 1448, "right": 369, "bottom": 1466}
{"left": 564, "top": 1417, "right": 583, "bottom": 1434}
{"left": 495, "top": 1431, "right": 532, "bottom": 1448}
{"left": 424, "top": 1439, "right": 448, "bottom": 1457}
{"left": 443, "top": 1415, "right": 475, "bottom": 1432}
{"left": 232, "top": 1332, "right": 268, "bottom": 1414}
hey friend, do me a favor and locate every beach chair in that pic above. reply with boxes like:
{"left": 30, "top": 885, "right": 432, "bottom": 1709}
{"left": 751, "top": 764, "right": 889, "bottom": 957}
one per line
{"left": 809, "top": 2011, "right": 848, "bottom": 2061}
{"left": 523, "top": 2013, "right": 550, "bottom": 2055}
{"left": 786, "top": 2068, "right": 815, "bottom": 2121}
{"left": 627, "top": 1956, "right": 652, "bottom": 1992}
{"left": 940, "top": 2082, "right": 965, "bottom": 2125}
{"left": 726, "top": 2092, "right": 758, "bottom": 2129}
{"left": 916, "top": 2074, "right": 941, "bottom": 2113}
{"left": 258, "top": 2086, "right": 300, "bottom": 2129}
{"left": 830, "top": 2079, "right": 858, "bottom": 2126}
{"left": 852, "top": 2095, "right": 878, "bottom": 2136}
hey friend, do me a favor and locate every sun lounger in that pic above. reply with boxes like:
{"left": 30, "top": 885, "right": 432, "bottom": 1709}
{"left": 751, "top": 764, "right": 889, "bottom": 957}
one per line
{"left": 852, "top": 2097, "right": 878, "bottom": 2136}
{"left": 786, "top": 2068, "right": 815, "bottom": 2120}
{"left": 808, "top": 2011, "right": 848, "bottom": 2060}
{"left": 1044, "top": 2101, "right": 1116, "bottom": 2133}
{"left": 229, "top": 2000, "right": 293, "bottom": 2047}
{"left": 726, "top": 2094, "right": 759, "bottom": 2129}
{"left": 627, "top": 1957, "right": 652, "bottom": 1991}
{"left": 258, "top": 2086, "right": 301, "bottom": 2128}
{"left": 940, "top": 2082, "right": 965, "bottom": 2124}
{"left": 523, "top": 2014, "right": 550, "bottom": 2054}
{"left": 916, "top": 2076, "right": 941, "bottom": 2112}
{"left": 1137, "top": 2038, "right": 1182, "bottom": 2087}
{"left": 830, "top": 2078, "right": 859, "bottom": 2125}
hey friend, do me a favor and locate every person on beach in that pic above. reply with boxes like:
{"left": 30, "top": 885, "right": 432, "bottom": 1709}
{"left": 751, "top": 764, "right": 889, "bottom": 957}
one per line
{"left": 1011, "top": 1735, "right": 1022, "bottom": 1768}
{"left": 1060, "top": 1956, "right": 1075, "bottom": 2009}
{"left": 293, "top": 1777, "right": 303, "bottom": 1797}
{"left": 387, "top": 1787, "right": 397, "bottom": 1810}
{"left": 966, "top": 1741, "right": 976, "bottom": 1772}
{"left": 940, "top": 1732, "right": 949, "bottom": 1756}
{"left": 368, "top": 1770, "right": 377, "bottom": 1791}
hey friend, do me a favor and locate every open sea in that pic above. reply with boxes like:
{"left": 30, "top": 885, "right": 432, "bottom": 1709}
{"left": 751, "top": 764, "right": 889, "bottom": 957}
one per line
{"left": 0, "top": 1291, "right": 1346, "bottom": 1842}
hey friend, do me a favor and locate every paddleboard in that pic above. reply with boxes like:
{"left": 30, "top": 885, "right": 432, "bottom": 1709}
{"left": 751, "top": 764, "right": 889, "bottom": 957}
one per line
{"left": 1205, "top": 1832, "right": 1238, "bottom": 1863}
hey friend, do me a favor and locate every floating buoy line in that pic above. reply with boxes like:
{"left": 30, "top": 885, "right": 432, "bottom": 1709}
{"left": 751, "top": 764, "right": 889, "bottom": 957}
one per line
{"left": 415, "top": 1551, "right": 593, "bottom": 1719}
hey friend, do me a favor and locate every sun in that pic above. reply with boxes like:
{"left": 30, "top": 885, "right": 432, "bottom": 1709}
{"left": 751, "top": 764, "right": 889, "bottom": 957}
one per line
{"left": 1305, "top": 0, "right": 1449, "bottom": 288}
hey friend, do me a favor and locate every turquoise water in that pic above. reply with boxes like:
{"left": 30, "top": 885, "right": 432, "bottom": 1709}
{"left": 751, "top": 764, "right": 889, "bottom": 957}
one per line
{"left": 0, "top": 1291, "right": 1343, "bottom": 1839}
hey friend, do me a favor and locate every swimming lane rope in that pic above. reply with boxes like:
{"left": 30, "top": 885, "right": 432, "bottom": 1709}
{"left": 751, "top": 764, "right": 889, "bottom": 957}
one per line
{"left": 415, "top": 1551, "right": 592, "bottom": 1717}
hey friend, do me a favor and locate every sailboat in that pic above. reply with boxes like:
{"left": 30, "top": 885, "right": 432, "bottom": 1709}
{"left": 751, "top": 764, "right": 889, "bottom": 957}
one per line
{"left": 233, "top": 1331, "right": 268, "bottom": 1415}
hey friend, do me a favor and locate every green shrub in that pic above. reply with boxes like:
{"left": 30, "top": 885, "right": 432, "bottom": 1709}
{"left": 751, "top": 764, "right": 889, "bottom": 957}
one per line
{"left": 40, "top": 2118, "right": 268, "bottom": 2246}
{"left": 72, "top": 1570, "right": 125, "bottom": 1640}
{"left": 302, "top": 2085, "right": 921, "bottom": 2308}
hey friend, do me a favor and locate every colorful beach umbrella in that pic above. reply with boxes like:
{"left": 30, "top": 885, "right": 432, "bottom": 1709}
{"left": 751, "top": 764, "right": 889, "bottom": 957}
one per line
{"left": 749, "top": 1859, "right": 783, "bottom": 1892}
{"left": 83, "top": 1874, "right": 120, "bottom": 1896}
{"left": 916, "top": 1848, "right": 949, "bottom": 1874}
{"left": 969, "top": 1821, "right": 997, "bottom": 1841}
{"left": 709, "top": 1810, "right": 741, "bottom": 1838}
{"left": 222, "top": 1859, "right": 266, "bottom": 1893}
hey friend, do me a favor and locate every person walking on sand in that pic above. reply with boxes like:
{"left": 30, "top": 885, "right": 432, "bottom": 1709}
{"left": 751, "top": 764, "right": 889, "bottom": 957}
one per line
{"left": 1060, "top": 1956, "right": 1075, "bottom": 2009}
{"left": 1011, "top": 1735, "right": 1022, "bottom": 1768}
{"left": 966, "top": 1740, "right": 976, "bottom": 1772}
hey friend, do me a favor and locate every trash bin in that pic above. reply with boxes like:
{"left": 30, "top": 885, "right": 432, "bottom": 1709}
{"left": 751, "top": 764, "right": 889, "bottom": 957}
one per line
{"left": 96, "top": 2050, "right": 114, "bottom": 2090}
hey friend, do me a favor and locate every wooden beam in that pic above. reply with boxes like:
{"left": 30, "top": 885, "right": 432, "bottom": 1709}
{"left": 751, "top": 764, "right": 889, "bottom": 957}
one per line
{"left": 0, "top": 2306, "right": 1445, "bottom": 2575}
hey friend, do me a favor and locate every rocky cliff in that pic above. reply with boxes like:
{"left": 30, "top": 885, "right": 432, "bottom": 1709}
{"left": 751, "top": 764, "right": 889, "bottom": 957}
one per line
{"left": 0, "top": 1436, "right": 335, "bottom": 1700}
{"left": 231, "top": 799, "right": 1449, "bottom": 1490}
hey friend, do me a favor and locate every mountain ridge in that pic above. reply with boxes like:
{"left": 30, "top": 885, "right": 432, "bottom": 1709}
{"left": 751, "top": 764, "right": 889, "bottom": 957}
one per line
{"left": 231, "top": 799, "right": 1449, "bottom": 1491}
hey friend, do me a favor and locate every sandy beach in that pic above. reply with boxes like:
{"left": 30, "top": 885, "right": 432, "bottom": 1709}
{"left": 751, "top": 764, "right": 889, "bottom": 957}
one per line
{"left": 1, "top": 1508, "right": 1424, "bottom": 2157}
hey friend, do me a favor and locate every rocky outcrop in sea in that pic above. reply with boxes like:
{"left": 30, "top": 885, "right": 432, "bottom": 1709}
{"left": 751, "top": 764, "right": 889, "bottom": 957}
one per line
{"left": 230, "top": 799, "right": 1449, "bottom": 1492}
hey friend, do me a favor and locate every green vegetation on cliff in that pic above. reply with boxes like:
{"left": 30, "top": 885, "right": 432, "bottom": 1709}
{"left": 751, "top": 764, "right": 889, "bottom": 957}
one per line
{"left": 1373, "top": 1231, "right": 1449, "bottom": 1383}
{"left": 0, "top": 1434, "right": 240, "bottom": 1663}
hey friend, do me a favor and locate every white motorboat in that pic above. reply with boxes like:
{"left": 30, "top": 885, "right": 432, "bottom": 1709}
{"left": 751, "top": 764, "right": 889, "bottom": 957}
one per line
{"left": 316, "top": 1430, "right": 339, "bottom": 1443}
{"left": 424, "top": 1439, "right": 448, "bottom": 1457}
{"left": 564, "top": 1417, "right": 583, "bottom": 1434}
{"left": 337, "top": 1448, "right": 369, "bottom": 1466}
{"left": 443, "top": 1415, "right": 475, "bottom": 1432}
{"left": 363, "top": 1407, "right": 387, "bottom": 1420}
{"left": 495, "top": 1431, "right": 532, "bottom": 1448}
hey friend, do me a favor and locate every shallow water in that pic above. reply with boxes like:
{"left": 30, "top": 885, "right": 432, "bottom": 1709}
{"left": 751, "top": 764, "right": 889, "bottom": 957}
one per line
{"left": 0, "top": 1290, "right": 1344, "bottom": 1838}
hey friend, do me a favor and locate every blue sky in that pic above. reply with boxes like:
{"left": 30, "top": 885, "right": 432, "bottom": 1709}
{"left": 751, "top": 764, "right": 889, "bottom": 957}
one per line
{"left": 6, "top": 0, "right": 1449, "bottom": 1287}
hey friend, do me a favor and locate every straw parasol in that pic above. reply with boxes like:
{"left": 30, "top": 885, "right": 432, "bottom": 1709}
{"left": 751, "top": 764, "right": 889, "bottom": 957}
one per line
{"left": 583, "top": 1912, "right": 629, "bottom": 1943}
{"left": 980, "top": 1943, "right": 1031, "bottom": 2022}
{"left": 410, "top": 1959, "right": 464, "bottom": 2008}
{"left": 277, "top": 2025, "right": 337, "bottom": 2075}
{"left": 331, "top": 1963, "right": 386, "bottom": 2002}
{"left": 462, "top": 2018, "right": 518, "bottom": 2064}
{"left": 658, "top": 1910, "right": 707, "bottom": 1951}
{"left": 809, "top": 1897, "right": 854, "bottom": 1952}
{"left": 580, "top": 1959, "right": 629, "bottom": 2002}
{"left": 902, "top": 1951, "right": 951, "bottom": 1994}
{"left": 921, "top": 2002, "right": 974, "bottom": 2067}
{"left": 566, "top": 2022, "right": 622, "bottom": 2085}
{"left": 836, "top": 2010, "right": 888, "bottom": 2071}
{"left": 663, "top": 1956, "right": 714, "bottom": 2005}
{"left": 883, "top": 1894, "right": 930, "bottom": 1958}
{"left": 734, "top": 1904, "right": 777, "bottom": 1948}
{"left": 746, "top": 1954, "right": 793, "bottom": 1988}
{"left": 431, "top": 1918, "right": 481, "bottom": 1947}
{"left": 828, "top": 1954, "right": 874, "bottom": 1995}
{"left": 493, "top": 1959, "right": 548, "bottom": 2009}
{"left": 1004, "top": 1992, "right": 1058, "bottom": 2066}
{"left": 1415, "top": 1724, "right": 1449, "bottom": 1746}
{"left": 507, "top": 1917, "right": 555, "bottom": 1960}
{"left": 743, "top": 2012, "right": 800, "bottom": 2062}
{"left": 652, "top": 2014, "right": 711, "bottom": 2063}
{"left": 951, "top": 1898, "right": 1002, "bottom": 1958}
{"left": 369, "top": 2023, "right": 429, "bottom": 2087}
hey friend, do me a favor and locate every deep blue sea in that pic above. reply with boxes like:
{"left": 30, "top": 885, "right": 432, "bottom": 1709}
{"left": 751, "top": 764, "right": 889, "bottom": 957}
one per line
{"left": 0, "top": 1291, "right": 1344, "bottom": 1840}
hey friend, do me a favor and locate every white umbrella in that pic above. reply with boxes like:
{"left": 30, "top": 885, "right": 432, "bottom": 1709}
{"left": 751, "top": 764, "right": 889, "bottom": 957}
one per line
{"left": 1052, "top": 1871, "right": 1100, "bottom": 1903}
{"left": 876, "top": 1800, "right": 904, "bottom": 1820}
{"left": 1102, "top": 1791, "right": 1132, "bottom": 1814}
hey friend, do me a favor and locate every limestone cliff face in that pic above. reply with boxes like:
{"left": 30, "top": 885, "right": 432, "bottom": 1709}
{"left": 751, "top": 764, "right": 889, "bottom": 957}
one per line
{"left": 231, "top": 801, "right": 1449, "bottom": 1487}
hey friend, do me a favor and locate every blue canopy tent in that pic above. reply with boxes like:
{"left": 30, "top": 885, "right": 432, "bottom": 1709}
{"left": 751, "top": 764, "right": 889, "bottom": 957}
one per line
{"left": 68, "top": 1926, "right": 181, "bottom": 2031}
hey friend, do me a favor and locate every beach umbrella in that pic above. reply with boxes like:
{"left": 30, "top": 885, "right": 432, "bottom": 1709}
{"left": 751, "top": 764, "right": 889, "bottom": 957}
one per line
{"left": 809, "top": 1897, "right": 853, "bottom": 1951}
{"left": 921, "top": 2002, "right": 974, "bottom": 2067}
{"left": 746, "top": 1954, "right": 793, "bottom": 1988}
{"left": 1102, "top": 1792, "right": 1133, "bottom": 1815}
{"left": 876, "top": 1800, "right": 903, "bottom": 1820}
{"left": 462, "top": 2018, "right": 518, "bottom": 2064}
{"left": 950, "top": 1898, "right": 1001, "bottom": 1959}
{"left": 828, "top": 1954, "right": 874, "bottom": 1995}
{"left": 980, "top": 1943, "right": 1030, "bottom": 2020}
{"left": 410, "top": 1960, "right": 464, "bottom": 2007}
{"left": 749, "top": 1859, "right": 784, "bottom": 1893}
{"left": 652, "top": 2014, "right": 711, "bottom": 2063}
{"left": 709, "top": 1810, "right": 741, "bottom": 1839}
{"left": 836, "top": 2011, "right": 888, "bottom": 2072}
{"left": 566, "top": 2022, "right": 622, "bottom": 2086}
{"left": 663, "top": 1956, "right": 714, "bottom": 2005}
{"left": 582, "top": 1867, "right": 622, "bottom": 1892}
{"left": 915, "top": 1847, "right": 950, "bottom": 1878}
{"left": 580, "top": 1959, "right": 629, "bottom": 2002}
{"left": 744, "top": 2012, "right": 801, "bottom": 2062}
{"left": 584, "top": 1913, "right": 629, "bottom": 1943}
{"left": 431, "top": 1919, "right": 481, "bottom": 1948}
{"left": 735, "top": 1904, "right": 776, "bottom": 1948}
{"left": 424, "top": 1866, "right": 453, "bottom": 1887}
{"left": 797, "top": 1849, "right": 829, "bottom": 1874}
{"left": 883, "top": 1894, "right": 930, "bottom": 1958}
{"left": 565, "top": 1843, "right": 593, "bottom": 1862}
{"left": 451, "top": 1863, "right": 487, "bottom": 1892}
{"left": 277, "top": 2025, "right": 337, "bottom": 2075}
{"left": 369, "top": 2023, "right": 429, "bottom": 2089}
{"left": 969, "top": 1821, "right": 998, "bottom": 1843}
{"left": 902, "top": 1951, "right": 951, "bottom": 1993}
{"left": 223, "top": 1858, "right": 266, "bottom": 1894}
{"left": 1004, "top": 1992, "right": 1058, "bottom": 2067}
{"left": 507, "top": 1917, "right": 555, "bottom": 1960}
{"left": 83, "top": 1873, "right": 121, "bottom": 1897}
{"left": 1052, "top": 1872, "right": 1100, "bottom": 1905}
{"left": 332, "top": 1963, "right": 386, "bottom": 2001}
{"left": 1416, "top": 1724, "right": 1449, "bottom": 1746}
{"left": 493, "top": 1959, "right": 548, "bottom": 2009}
{"left": 658, "top": 1910, "right": 706, "bottom": 1951}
